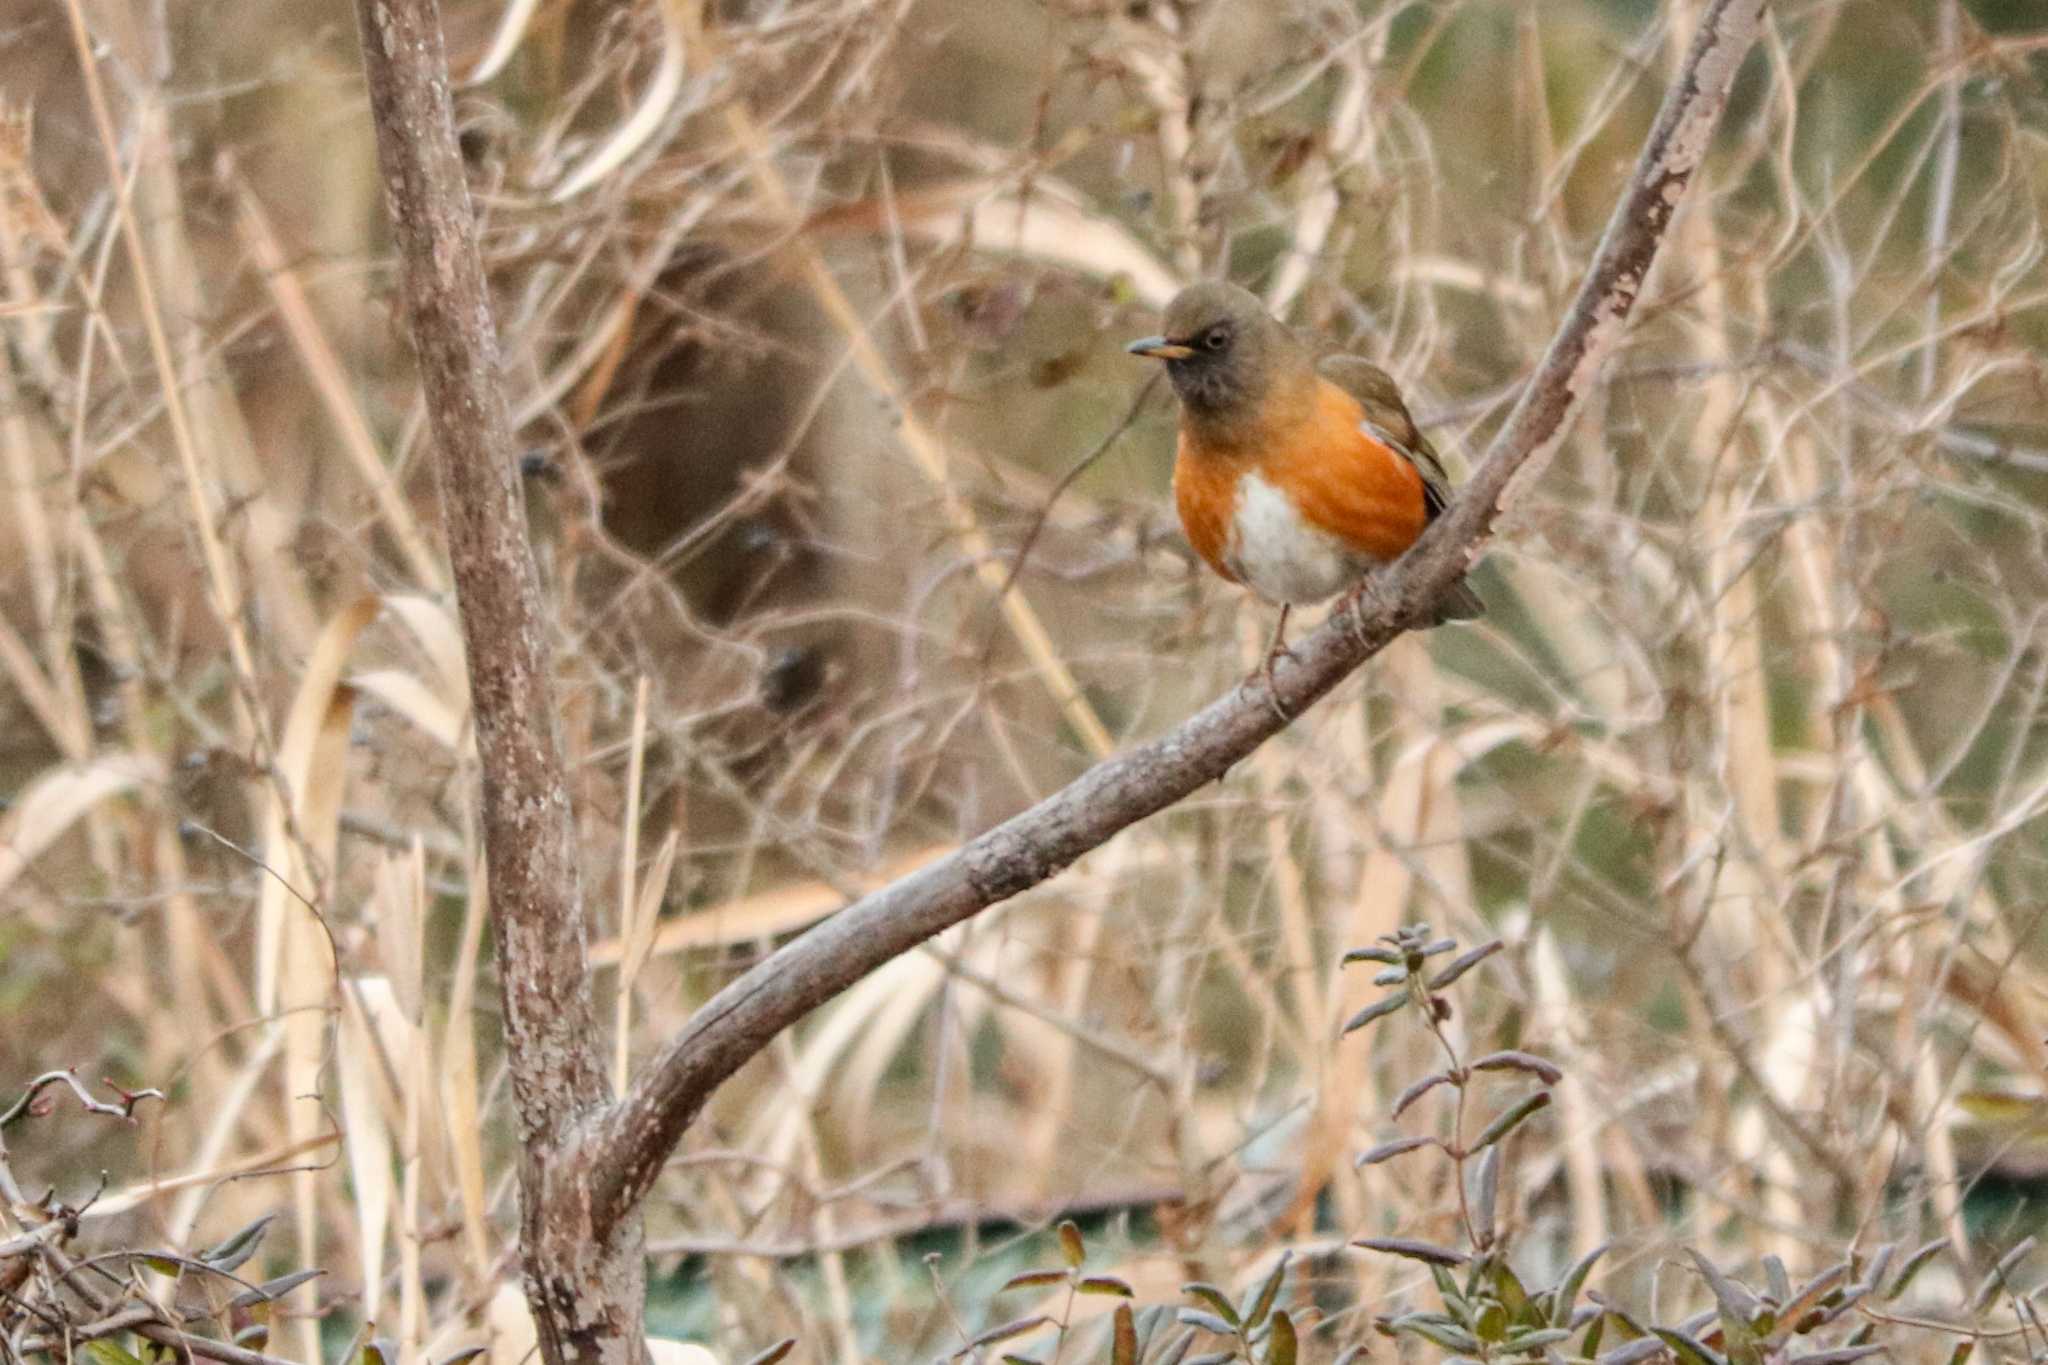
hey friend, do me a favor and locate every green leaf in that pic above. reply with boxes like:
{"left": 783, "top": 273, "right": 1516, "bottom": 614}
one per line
{"left": 741, "top": 1342, "right": 796, "bottom": 1365}
{"left": 1579, "top": 1312, "right": 1605, "bottom": 1358}
{"left": 1789, "top": 1349, "right": 1885, "bottom": 1365}
{"left": 1857, "top": 1245, "right": 1894, "bottom": 1295}
{"left": 1489, "top": 1252, "right": 1529, "bottom": 1322}
{"left": 963, "top": 1316, "right": 1052, "bottom": 1353}
{"left": 1342, "top": 993, "right": 1409, "bottom": 1034}
{"left": 1689, "top": 1250, "right": 1764, "bottom": 1365}
{"left": 1653, "top": 1327, "right": 1728, "bottom": 1365}
{"left": 200, "top": 1213, "right": 278, "bottom": 1272}
{"left": 1355, "top": 1237, "right": 1469, "bottom": 1267}
{"left": 1476, "top": 1298, "right": 1509, "bottom": 1342}
{"left": 1387, "top": 1313, "right": 1482, "bottom": 1352}
{"left": 1392, "top": 1073, "right": 1454, "bottom": 1120}
{"left": 1240, "top": 1251, "right": 1290, "bottom": 1329}
{"left": 1359, "top": 1135, "right": 1436, "bottom": 1166}
{"left": 1598, "top": 1341, "right": 1664, "bottom": 1365}
{"left": 1599, "top": 1301, "right": 1652, "bottom": 1341}
{"left": 1970, "top": 1236, "right": 2035, "bottom": 1312}
{"left": 1182, "top": 1283, "right": 1241, "bottom": 1327}
{"left": 361, "top": 1339, "right": 397, "bottom": 1365}
{"left": 1884, "top": 1240, "right": 1947, "bottom": 1300}
{"left": 84, "top": 1342, "right": 146, "bottom": 1365}
{"left": 1775, "top": 1264, "right": 1848, "bottom": 1338}
{"left": 1178, "top": 1309, "right": 1237, "bottom": 1336}
{"left": 1112, "top": 1304, "right": 1139, "bottom": 1365}
{"left": 1503, "top": 1327, "right": 1573, "bottom": 1353}
{"left": 1762, "top": 1255, "right": 1790, "bottom": 1306}
{"left": 228, "top": 1269, "right": 324, "bottom": 1310}
{"left": 1342, "top": 946, "right": 1402, "bottom": 965}
{"left": 1001, "top": 1269, "right": 1070, "bottom": 1293}
{"left": 140, "top": 1255, "right": 186, "bottom": 1278}
{"left": 438, "top": 1350, "right": 488, "bottom": 1365}
{"left": 1056, "top": 1220, "right": 1086, "bottom": 1269}
{"left": 1079, "top": 1276, "right": 1136, "bottom": 1298}
{"left": 1470, "top": 1091, "right": 1552, "bottom": 1152}
{"left": 1428, "top": 941, "right": 1503, "bottom": 989}
{"left": 1689, "top": 1250, "right": 1760, "bottom": 1323}
{"left": 1155, "top": 1331, "right": 1200, "bottom": 1365}
{"left": 1469, "top": 1050, "right": 1564, "bottom": 1086}
{"left": 1551, "top": 1243, "right": 1609, "bottom": 1327}
{"left": 1265, "top": 1310, "right": 1298, "bottom": 1365}
{"left": 1471, "top": 1148, "right": 1502, "bottom": 1251}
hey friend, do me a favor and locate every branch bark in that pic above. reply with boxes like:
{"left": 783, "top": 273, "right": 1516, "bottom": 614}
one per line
{"left": 578, "top": 0, "right": 1772, "bottom": 1245}
{"left": 350, "top": 2, "right": 642, "bottom": 1363}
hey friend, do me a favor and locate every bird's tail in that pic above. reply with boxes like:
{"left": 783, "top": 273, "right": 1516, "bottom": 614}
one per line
{"left": 1430, "top": 579, "right": 1486, "bottom": 625}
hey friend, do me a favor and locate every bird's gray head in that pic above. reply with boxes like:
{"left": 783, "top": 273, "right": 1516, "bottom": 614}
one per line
{"left": 1125, "top": 281, "right": 1303, "bottom": 419}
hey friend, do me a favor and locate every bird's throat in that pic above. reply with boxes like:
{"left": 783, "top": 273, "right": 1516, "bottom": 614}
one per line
{"left": 1174, "top": 367, "right": 1318, "bottom": 461}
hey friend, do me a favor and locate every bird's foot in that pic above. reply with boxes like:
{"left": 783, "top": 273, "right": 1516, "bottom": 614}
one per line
{"left": 1339, "top": 579, "right": 1379, "bottom": 646}
{"left": 1249, "top": 604, "right": 1298, "bottom": 723}
{"left": 1249, "top": 641, "right": 1297, "bottom": 724}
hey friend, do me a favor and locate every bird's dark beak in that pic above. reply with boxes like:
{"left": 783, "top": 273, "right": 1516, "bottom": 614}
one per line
{"left": 1125, "top": 335, "right": 1195, "bottom": 361}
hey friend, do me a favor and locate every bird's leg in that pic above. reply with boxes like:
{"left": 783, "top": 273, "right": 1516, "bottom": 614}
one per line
{"left": 1257, "top": 605, "right": 1294, "bottom": 722}
{"left": 1339, "top": 576, "right": 1376, "bottom": 646}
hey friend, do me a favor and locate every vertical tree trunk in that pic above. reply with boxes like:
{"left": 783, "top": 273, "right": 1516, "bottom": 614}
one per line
{"left": 348, "top": 2, "right": 646, "bottom": 1361}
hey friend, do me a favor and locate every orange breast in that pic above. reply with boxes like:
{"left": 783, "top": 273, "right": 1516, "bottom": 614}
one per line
{"left": 1268, "top": 378, "right": 1428, "bottom": 559}
{"left": 1173, "top": 436, "right": 1241, "bottom": 583}
{"left": 1172, "top": 376, "right": 1429, "bottom": 580}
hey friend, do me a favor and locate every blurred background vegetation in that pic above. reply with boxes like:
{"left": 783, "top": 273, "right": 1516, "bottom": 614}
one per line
{"left": 3, "top": 0, "right": 2048, "bottom": 1359}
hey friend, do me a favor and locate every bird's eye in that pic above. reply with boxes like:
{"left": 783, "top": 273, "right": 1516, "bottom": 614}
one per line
{"left": 1202, "top": 325, "right": 1231, "bottom": 351}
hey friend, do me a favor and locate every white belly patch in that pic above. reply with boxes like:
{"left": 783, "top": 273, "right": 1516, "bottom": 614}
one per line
{"left": 1223, "top": 470, "right": 1371, "bottom": 605}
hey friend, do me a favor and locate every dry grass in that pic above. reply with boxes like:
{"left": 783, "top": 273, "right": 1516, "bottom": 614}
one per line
{"left": 4, "top": 0, "right": 2048, "bottom": 1360}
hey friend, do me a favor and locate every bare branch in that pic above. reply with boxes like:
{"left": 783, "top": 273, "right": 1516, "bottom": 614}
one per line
{"left": 580, "top": 0, "right": 1773, "bottom": 1242}
{"left": 352, "top": 0, "right": 605, "bottom": 1144}
{"left": 0, "top": 1071, "right": 161, "bottom": 1129}
{"left": 16, "top": 1244, "right": 306, "bottom": 1365}
{"left": 350, "top": 0, "right": 641, "bottom": 1360}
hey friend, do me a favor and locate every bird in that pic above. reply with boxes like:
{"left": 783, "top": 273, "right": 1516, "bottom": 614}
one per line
{"left": 1126, "top": 281, "right": 1482, "bottom": 700}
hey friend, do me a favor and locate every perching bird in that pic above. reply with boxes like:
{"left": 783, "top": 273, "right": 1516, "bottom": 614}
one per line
{"left": 1126, "top": 281, "right": 1482, "bottom": 694}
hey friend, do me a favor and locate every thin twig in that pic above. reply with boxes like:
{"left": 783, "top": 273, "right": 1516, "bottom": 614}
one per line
{"left": 0, "top": 1072, "right": 161, "bottom": 1130}
{"left": 977, "top": 368, "right": 1164, "bottom": 663}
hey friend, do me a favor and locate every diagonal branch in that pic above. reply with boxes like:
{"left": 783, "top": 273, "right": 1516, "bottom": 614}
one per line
{"left": 579, "top": 0, "right": 1772, "bottom": 1241}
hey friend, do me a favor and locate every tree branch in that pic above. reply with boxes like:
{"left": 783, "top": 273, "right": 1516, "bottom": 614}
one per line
{"left": 580, "top": 0, "right": 1771, "bottom": 1242}
{"left": 353, "top": 0, "right": 606, "bottom": 1147}
{"left": 352, "top": 2, "right": 642, "bottom": 1361}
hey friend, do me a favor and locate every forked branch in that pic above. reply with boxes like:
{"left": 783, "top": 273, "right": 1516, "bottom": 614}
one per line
{"left": 354, "top": 0, "right": 1770, "bottom": 1322}
{"left": 577, "top": 0, "right": 1772, "bottom": 1241}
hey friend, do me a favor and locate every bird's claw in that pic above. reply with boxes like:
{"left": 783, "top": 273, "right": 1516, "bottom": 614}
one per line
{"left": 1252, "top": 644, "right": 1297, "bottom": 724}
{"left": 1340, "top": 581, "right": 1376, "bottom": 646}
